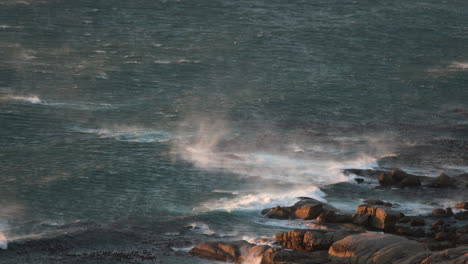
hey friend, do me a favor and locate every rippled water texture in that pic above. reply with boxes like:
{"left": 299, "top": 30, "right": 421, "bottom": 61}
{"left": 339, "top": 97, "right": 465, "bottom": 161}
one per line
{"left": 0, "top": 0, "right": 467, "bottom": 263}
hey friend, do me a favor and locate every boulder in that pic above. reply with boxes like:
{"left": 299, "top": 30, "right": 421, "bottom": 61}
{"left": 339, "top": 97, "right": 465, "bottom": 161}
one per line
{"left": 432, "top": 209, "right": 450, "bottom": 218}
{"left": 428, "top": 173, "right": 456, "bottom": 188}
{"left": 454, "top": 202, "right": 468, "bottom": 210}
{"left": 190, "top": 241, "right": 253, "bottom": 262}
{"left": 317, "top": 210, "right": 353, "bottom": 224}
{"left": 190, "top": 241, "right": 330, "bottom": 264}
{"left": 261, "top": 206, "right": 296, "bottom": 220}
{"left": 378, "top": 172, "right": 395, "bottom": 187}
{"left": 354, "top": 178, "right": 364, "bottom": 184}
{"left": 261, "top": 198, "right": 335, "bottom": 220}
{"left": 294, "top": 203, "right": 323, "bottom": 220}
{"left": 352, "top": 205, "right": 403, "bottom": 232}
{"left": 378, "top": 169, "right": 422, "bottom": 188}
{"left": 328, "top": 233, "right": 430, "bottom": 264}
{"left": 454, "top": 211, "right": 468, "bottom": 220}
{"left": 274, "top": 229, "right": 363, "bottom": 251}
{"left": 431, "top": 220, "right": 445, "bottom": 230}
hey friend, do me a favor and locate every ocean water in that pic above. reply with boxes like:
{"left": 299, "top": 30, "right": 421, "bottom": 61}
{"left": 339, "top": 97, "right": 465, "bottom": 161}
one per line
{"left": 1, "top": 0, "right": 468, "bottom": 263}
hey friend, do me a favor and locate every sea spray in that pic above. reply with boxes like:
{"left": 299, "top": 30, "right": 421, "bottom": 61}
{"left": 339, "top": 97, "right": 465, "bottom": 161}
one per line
{"left": 0, "top": 233, "right": 7, "bottom": 250}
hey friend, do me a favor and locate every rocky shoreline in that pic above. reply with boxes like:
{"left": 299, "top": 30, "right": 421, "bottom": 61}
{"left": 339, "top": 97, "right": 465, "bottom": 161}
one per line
{"left": 190, "top": 169, "right": 468, "bottom": 264}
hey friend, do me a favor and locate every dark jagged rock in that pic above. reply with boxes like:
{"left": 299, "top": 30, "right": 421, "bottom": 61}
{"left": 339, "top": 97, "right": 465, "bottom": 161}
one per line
{"left": 454, "top": 211, "right": 468, "bottom": 220}
{"left": 317, "top": 210, "right": 353, "bottom": 224}
{"left": 261, "top": 206, "right": 296, "bottom": 220}
{"left": 328, "top": 233, "right": 430, "bottom": 264}
{"left": 352, "top": 204, "right": 403, "bottom": 232}
{"left": 428, "top": 173, "right": 456, "bottom": 188}
{"left": 431, "top": 219, "right": 445, "bottom": 230}
{"left": 395, "top": 225, "right": 425, "bottom": 238}
{"left": 274, "top": 229, "right": 363, "bottom": 251}
{"left": 377, "top": 169, "right": 422, "bottom": 188}
{"left": 363, "top": 199, "right": 393, "bottom": 207}
{"left": 342, "top": 169, "right": 387, "bottom": 179}
{"left": 432, "top": 208, "right": 450, "bottom": 218}
{"left": 354, "top": 178, "right": 364, "bottom": 184}
{"left": 445, "top": 207, "right": 454, "bottom": 217}
{"left": 410, "top": 217, "right": 426, "bottom": 226}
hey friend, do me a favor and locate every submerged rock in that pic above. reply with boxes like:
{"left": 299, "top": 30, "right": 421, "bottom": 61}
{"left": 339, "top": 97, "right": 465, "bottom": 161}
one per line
{"left": 428, "top": 173, "right": 456, "bottom": 188}
{"left": 455, "top": 211, "right": 468, "bottom": 220}
{"left": 328, "top": 233, "right": 430, "bottom": 264}
{"left": 432, "top": 208, "right": 451, "bottom": 218}
{"left": 342, "top": 169, "right": 387, "bottom": 179}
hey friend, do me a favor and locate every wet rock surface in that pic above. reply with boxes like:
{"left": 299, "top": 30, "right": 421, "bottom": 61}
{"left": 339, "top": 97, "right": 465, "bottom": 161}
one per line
{"left": 261, "top": 197, "right": 337, "bottom": 220}
{"left": 274, "top": 229, "right": 363, "bottom": 251}
{"left": 328, "top": 233, "right": 430, "bottom": 264}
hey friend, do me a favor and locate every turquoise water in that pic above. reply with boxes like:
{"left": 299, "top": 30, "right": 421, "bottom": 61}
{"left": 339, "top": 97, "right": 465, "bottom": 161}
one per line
{"left": 1, "top": 0, "right": 468, "bottom": 262}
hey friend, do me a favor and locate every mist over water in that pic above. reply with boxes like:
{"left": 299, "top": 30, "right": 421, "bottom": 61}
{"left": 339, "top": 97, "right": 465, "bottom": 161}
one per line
{"left": 1, "top": 0, "right": 468, "bottom": 262}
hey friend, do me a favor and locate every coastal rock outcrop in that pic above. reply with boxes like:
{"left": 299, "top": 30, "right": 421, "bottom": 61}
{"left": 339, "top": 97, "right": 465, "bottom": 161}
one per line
{"left": 428, "top": 173, "right": 456, "bottom": 188}
{"left": 274, "top": 229, "right": 363, "bottom": 251}
{"left": 328, "top": 233, "right": 430, "bottom": 264}
{"left": 261, "top": 198, "right": 337, "bottom": 220}
{"left": 352, "top": 204, "right": 403, "bottom": 232}
{"left": 190, "top": 240, "right": 330, "bottom": 264}
{"left": 454, "top": 202, "right": 468, "bottom": 210}
{"left": 419, "top": 246, "right": 468, "bottom": 263}
{"left": 378, "top": 169, "right": 422, "bottom": 188}
{"left": 189, "top": 241, "right": 253, "bottom": 262}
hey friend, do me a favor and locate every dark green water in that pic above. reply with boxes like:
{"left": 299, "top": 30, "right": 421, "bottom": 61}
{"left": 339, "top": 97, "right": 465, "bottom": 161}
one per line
{"left": 1, "top": 0, "right": 468, "bottom": 263}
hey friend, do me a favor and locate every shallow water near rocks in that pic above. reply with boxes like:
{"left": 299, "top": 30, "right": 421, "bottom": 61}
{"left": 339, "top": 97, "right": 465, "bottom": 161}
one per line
{"left": 1, "top": 0, "right": 468, "bottom": 263}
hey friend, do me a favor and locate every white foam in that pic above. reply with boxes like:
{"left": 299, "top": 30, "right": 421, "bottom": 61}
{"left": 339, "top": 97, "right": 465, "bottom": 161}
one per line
{"left": 0, "top": 233, "right": 7, "bottom": 250}
{"left": 171, "top": 246, "right": 193, "bottom": 253}
{"left": 242, "top": 235, "right": 275, "bottom": 247}
{"left": 76, "top": 126, "right": 171, "bottom": 143}
{"left": 195, "top": 185, "right": 326, "bottom": 212}
{"left": 186, "top": 222, "right": 215, "bottom": 235}
{"left": 3, "top": 95, "right": 42, "bottom": 104}
{"left": 449, "top": 62, "right": 468, "bottom": 70}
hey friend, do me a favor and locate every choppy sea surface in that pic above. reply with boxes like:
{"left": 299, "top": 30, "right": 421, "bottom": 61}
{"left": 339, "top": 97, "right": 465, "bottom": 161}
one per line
{"left": 1, "top": 0, "right": 468, "bottom": 263}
